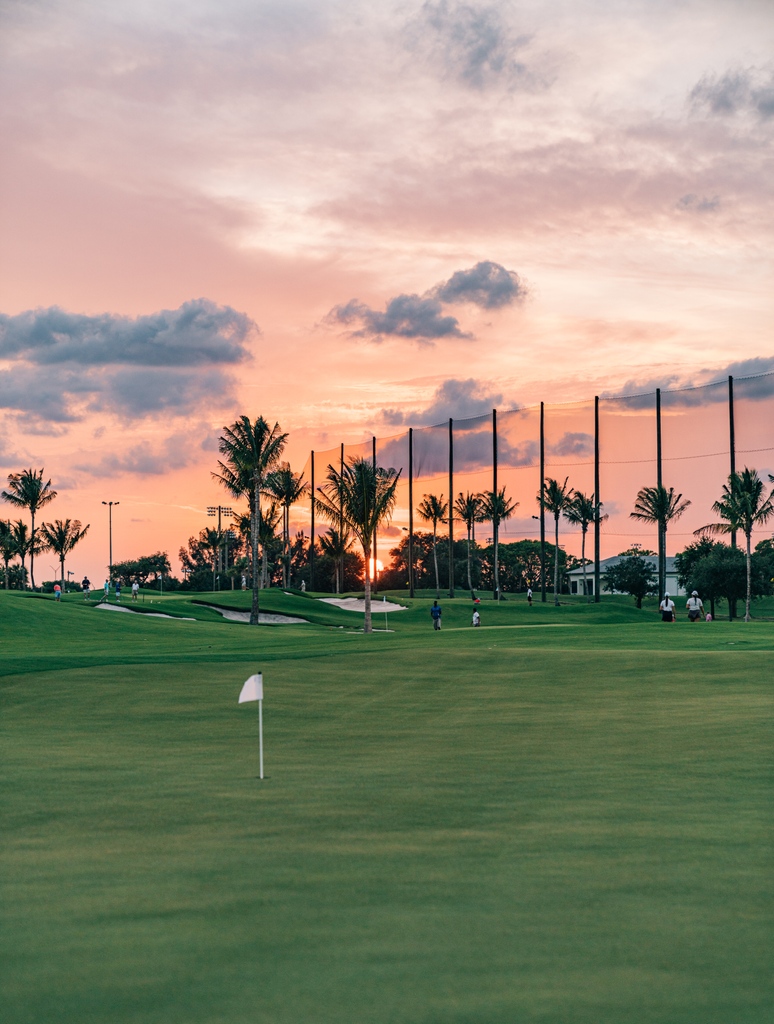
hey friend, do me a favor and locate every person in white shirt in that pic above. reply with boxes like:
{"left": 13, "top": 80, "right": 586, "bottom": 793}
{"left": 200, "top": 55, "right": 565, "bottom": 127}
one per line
{"left": 472, "top": 609, "right": 481, "bottom": 627}
{"left": 686, "top": 591, "right": 704, "bottom": 622}
{"left": 659, "top": 593, "right": 676, "bottom": 622}
{"left": 131, "top": 581, "right": 140, "bottom": 601}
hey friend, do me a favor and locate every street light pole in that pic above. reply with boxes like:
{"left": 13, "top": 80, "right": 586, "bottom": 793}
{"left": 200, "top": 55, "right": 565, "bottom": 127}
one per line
{"left": 102, "top": 501, "right": 119, "bottom": 578}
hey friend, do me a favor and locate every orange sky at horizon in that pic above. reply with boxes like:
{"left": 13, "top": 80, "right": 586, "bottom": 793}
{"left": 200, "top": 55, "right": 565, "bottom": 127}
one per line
{"left": 1, "top": 0, "right": 773, "bottom": 583}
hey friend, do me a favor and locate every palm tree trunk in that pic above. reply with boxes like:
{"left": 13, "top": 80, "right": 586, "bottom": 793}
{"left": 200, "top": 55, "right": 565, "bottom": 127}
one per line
{"left": 745, "top": 531, "right": 752, "bottom": 622}
{"left": 495, "top": 524, "right": 500, "bottom": 598}
{"left": 432, "top": 526, "right": 439, "bottom": 596}
{"left": 466, "top": 526, "right": 472, "bottom": 591}
{"left": 553, "top": 513, "right": 560, "bottom": 606}
{"left": 282, "top": 506, "right": 288, "bottom": 588}
{"left": 363, "top": 541, "right": 372, "bottom": 633}
{"left": 60, "top": 554, "right": 65, "bottom": 590}
{"left": 30, "top": 511, "right": 36, "bottom": 590}
{"left": 250, "top": 478, "right": 260, "bottom": 625}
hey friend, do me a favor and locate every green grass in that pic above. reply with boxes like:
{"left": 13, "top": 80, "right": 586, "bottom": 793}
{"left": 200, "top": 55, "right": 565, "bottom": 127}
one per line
{"left": 1, "top": 590, "right": 772, "bottom": 1022}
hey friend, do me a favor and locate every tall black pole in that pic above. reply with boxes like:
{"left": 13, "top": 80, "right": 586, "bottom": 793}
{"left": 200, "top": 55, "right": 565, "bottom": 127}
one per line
{"left": 594, "top": 395, "right": 600, "bottom": 603}
{"left": 540, "top": 402, "right": 546, "bottom": 602}
{"left": 448, "top": 418, "right": 454, "bottom": 598}
{"left": 729, "top": 376, "right": 736, "bottom": 549}
{"left": 492, "top": 409, "right": 498, "bottom": 600}
{"left": 340, "top": 442, "right": 345, "bottom": 594}
{"left": 408, "top": 428, "right": 415, "bottom": 598}
{"left": 310, "top": 450, "right": 315, "bottom": 592}
{"left": 656, "top": 388, "right": 664, "bottom": 599}
{"left": 372, "top": 435, "right": 378, "bottom": 594}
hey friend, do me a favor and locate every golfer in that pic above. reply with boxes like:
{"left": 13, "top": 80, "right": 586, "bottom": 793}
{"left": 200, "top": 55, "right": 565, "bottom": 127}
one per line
{"left": 131, "top": 581, "right": 140, "bottom": 601}
{"left": 659, "top": 592, "right": 676, "bottom": 622}
{"left": 527, "top": 586, "right": 533, "bottom": 606}
{"left": 103, "top": 579, "right": 110, "bottom": 600}
{"left": 115, "top": 581, "right": 121, "bottom": 602}
{"left": 686, "top": 591, "right": 704, "bottom": 622}
{"left": 82, "top": 577, "right": 91, "bottom": 600}
{"left": 54, "top": 583, "right": 61, "bottom": 602}
{"left": 430, "top": 600, "right": 442, "bottom": 630}
{"left": 472, "top": 609, "right": 481, "bottom": 627}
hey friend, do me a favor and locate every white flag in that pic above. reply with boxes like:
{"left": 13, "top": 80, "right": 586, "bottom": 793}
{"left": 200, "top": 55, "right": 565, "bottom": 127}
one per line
{"left": 239, "top": 673, "right": 263, "bottom": 703}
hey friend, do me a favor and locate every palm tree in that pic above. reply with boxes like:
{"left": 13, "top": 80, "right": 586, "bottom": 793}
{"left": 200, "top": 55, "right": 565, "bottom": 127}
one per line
{"left": 258, "top": 501, "right": 282, "bottom": 588}
{"left": 213, "top": 416, "right": 288, "bottom": 624}
{"left": 0, "top": 520, "right": 17, "bottom": 589}
{"left": 454, "top": 491, "right": 485, "bottom": 592}
{"left": 563, "top": 492, "right": 607, "bottom": 602}
{"left": 318, "top": 528, "right": 355, "bottom": 594}
{"left": 39, "top": 519, "right": 90, "bottom": 589}
{"left": 265, "top": 464, "right": 309, "bottom": 588}
{"left": 480, "top": 487, "right": 519, "bottom": 600}
{"left": 199, "top": 527, "right": 222, "bottom": 591}
{"left": 417, "top": 494, "right": 448, "bottom": 596}
{"left": 315, "top": 457, "right": 400, "bottom": 633}
{"left": 630, "top": 485, "right": 691, "bottom": 600}
{"left": 697, "top": 468, "right": 774, "bottom": 622}
{"left": 10, "top": 520, "right": 33, "bottom": 589}
{"left": 539, "top": 478, "right": 574, "bottom": 606}
{"left": 2, "top": 469, "right": 57, "bottom": 590}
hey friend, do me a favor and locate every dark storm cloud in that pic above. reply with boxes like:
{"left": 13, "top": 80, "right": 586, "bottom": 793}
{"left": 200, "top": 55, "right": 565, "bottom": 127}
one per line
{"left": 690, "top": 67, "right": 774, "bottom": 120}
{"left": 99, "top": 368, "right": 233, "bottom": 415}
{"left": 328, "top": 262, "right": 523, "bottom": 343}
{"left": 550, "top": 432, "right": 593, "bottom": 458}
{"left": 433, "top": 261, "right": 527, "bottom": 308}
{"left": 383, "top": 378, "right": 503, "bottom": 426}
{"left": 0, "top": 299, "right": 255, "bottom": 366}
{"left": 411, "top": 1, "right": 536, "bottom": 90}
{"left": 327, "top": 295, "right": 468, "bottom": 343}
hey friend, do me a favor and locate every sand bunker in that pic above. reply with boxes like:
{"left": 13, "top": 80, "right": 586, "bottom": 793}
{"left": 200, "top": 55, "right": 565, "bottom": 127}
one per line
{"left": 200, "top": 604, "right": 308, "bottom": 625}
{"left": 318, "top": 597, "right": 407, "bottom": 613}
{"left": 96, "top": 603, "right": 195, "bottom": 621}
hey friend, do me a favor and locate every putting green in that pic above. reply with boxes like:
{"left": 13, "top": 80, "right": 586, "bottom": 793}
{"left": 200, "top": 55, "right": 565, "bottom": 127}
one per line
{"left": 1, "top": 591, "right": 772, "bottom": 1023}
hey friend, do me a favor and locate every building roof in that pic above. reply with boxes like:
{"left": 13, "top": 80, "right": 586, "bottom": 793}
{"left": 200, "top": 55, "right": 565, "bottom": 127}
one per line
{"left": 567, "top": 555, "right": 677, "bottom": 576}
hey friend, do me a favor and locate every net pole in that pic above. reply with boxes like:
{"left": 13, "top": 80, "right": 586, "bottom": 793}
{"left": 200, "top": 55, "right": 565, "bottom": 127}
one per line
{"left": 372, "top": 436, "right": 378, "bottom": 595}
{"left": 408, "top": 428, "right": 415, "bottom": 598}
{"left": 656, "top": 388, "right": 664, "bottom": 599}
{"left": 492, "top": 409, "right": 498, "bottom": 600}
{"left": 310, "top": 450, "right": 315, "bottom": 592}
{"left": 729, "top": 376, "right": 736, "bottom": 550}
{"left": 594, "top": 396, "right": 600, "bottom": 603}
{"left": 540, "top": 402, "right": 546, "bottom": 603}
{"left": 448, "top": 418, "right": 454, "bottom": 598}
{"left": 340, "top": 443, "right": 344, "bottom": 594}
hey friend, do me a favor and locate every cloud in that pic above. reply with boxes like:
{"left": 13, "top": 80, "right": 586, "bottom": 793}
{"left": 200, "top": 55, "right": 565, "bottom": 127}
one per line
{"left": 0, "top": 299, "right": 256, "bottom": 366}
{"left": 550, "top": 432, "right": 593, "bottom": 458}
{"left": 409, "top": 1, "right": 539, "bottom": 91}
{"left": 604, "top": 356, "right": 774, "bottom": 409}
{"left": 74, "top": 432, "right": 198, "bottom": 477}
{"left": 432, "top": 261, "right": 527, "bottom": 308}
{"left": 0, "top": 300, "right": 248, "bottom": 423}
{"left": 383, "top": 377, "right": 503, "bottom": 425}
{"left": 328, "top": 261, "right": 523, "bottom": 343}
{"left": 677, "top": 194, "right": 720, "bottom": 214}
{"left": 327, "top": 295, "right": 468, "bottom": 343}
{"left": 690, "top": 67, "right": 774, "bottom": 120}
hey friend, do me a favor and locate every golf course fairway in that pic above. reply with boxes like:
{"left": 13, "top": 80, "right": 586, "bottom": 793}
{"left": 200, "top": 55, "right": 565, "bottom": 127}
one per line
{"left": 2, "top": 590, "right": 772, "bottom": 1023}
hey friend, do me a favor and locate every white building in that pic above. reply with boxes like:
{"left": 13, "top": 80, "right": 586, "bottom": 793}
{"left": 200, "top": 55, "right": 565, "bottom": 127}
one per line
{"left": 567, "top": 555, "right": 685, "bottom": 597}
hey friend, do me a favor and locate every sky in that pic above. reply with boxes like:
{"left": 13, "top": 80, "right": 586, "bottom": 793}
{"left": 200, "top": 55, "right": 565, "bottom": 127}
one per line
{"left": 1, "top": 0, "right": 773, "bottom": 581}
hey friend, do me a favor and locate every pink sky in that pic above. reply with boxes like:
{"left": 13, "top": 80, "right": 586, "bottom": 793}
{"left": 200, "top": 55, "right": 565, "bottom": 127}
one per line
{"left": 1, "top": 0, "right": 773, "bottom": 582}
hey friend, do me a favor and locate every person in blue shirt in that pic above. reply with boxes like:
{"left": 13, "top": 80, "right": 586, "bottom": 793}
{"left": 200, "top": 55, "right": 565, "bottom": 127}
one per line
{"left": 430, "top": 600, "right": 442, "bottom": 630}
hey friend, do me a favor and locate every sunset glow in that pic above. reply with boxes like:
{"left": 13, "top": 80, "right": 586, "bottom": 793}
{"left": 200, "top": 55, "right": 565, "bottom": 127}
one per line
{"left": 1, "top": 0, "right": 773, "bottom": 581}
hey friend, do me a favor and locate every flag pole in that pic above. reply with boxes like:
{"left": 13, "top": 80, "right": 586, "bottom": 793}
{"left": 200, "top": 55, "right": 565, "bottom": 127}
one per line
{"left": 259, "top": 697, "right": 264, "bottom": 780}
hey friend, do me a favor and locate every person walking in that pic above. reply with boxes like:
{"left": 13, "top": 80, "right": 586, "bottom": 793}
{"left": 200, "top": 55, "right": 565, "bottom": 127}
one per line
{"left": 472, "top": 608, "right": 481, "bottom": 627}
{"left": 103, "top": 579, "right": 110, "bottom": 601}
{"left": 430, "top": 600, "right": 442, "bottom": 630}
{"left": 131, "top": 581, "right": 140, "bottom": 602}
{"left": 53, "top": 583, "right": 61, "bottom": 602}
{"left": 686, "top": 591, "right": 704, "bottom": 622}
{"left": 82, "top": 577, "right": 91, "bottom": 600}
{"left": 527, "top": 586, "right": 533, "bottom": 606}
{"left": 115, "top": 580, "right": 121, "bottom": 602}
{"left": 659, "top": 592, "right": 676, "bottom": 622}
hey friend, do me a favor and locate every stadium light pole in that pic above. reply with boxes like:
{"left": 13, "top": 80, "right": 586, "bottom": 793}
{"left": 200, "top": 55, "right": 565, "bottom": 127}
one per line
{"left": 102, "top": 501, "right": 119, "bottom": 578}
{"left": 207, "top": 505, "right": 233, "bottom": 590}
